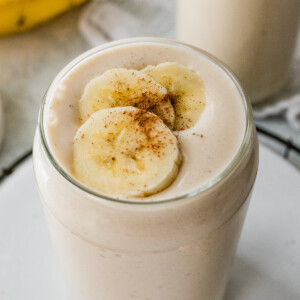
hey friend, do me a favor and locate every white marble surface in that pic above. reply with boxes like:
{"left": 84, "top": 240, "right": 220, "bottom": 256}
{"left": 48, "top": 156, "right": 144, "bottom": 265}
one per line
{"left": 0, "top": 1, "right": 299, "bottom": 172}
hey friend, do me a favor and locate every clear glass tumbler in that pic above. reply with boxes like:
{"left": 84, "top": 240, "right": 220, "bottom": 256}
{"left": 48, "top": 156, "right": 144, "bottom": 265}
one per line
{"left": 33, "top": 38, "right": 259, "bottom": 300}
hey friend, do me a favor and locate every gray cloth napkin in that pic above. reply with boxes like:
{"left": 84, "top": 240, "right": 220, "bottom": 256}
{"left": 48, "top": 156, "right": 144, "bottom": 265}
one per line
{"left": 253, "top": 38, "right": 300, "bottom": 130}
{"left": 78, "top": 0, "right": 175, "bottom": 46}
{"left": 79, "top": 0, "right": 300, "bottom": 130}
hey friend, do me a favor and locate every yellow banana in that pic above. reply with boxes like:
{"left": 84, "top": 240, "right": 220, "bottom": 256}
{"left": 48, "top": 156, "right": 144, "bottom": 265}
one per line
{"left": 79, "top": 68, "right": 175, "bottom": 129}
{"left": 0, "top": 0, "right": 88, "bottom": 36}
{"left": 143, "top": 62, "right": 206, "bottom": 131}
{"left": 73, "top": 107, "right": 182, "bottom": 197}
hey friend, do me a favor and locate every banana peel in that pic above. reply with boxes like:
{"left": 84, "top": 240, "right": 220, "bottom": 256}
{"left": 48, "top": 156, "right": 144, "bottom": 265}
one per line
{"left": 0, "top": 0, "right": 88, "bottom": 36}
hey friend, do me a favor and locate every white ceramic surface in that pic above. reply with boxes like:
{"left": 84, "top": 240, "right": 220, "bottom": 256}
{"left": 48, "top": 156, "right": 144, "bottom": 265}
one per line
{"left": 0, "top": 144, "right": 299, "bottom": 300}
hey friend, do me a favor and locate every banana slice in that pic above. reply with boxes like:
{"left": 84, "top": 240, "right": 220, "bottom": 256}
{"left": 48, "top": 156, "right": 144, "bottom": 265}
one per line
{"left": 142, "top": 62, "right": 206, "bottom": 131}
{"left": 73, "top": 107, "right": 182, "bottom": 197}
{"left": 79, "top": 68, "right": 175, "bottom": 129}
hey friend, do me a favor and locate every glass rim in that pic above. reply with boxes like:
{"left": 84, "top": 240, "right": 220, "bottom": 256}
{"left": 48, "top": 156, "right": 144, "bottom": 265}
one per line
{"left": 39, "top": 37, "right": 253, "bottom": 206}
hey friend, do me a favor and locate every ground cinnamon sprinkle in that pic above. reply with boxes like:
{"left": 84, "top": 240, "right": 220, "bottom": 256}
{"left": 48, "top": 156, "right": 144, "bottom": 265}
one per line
{"left": 192, "top": 132, "right": 204, "bottom": 138}
{"left": 121, "top": 109, "right": 172, "bottom": 158}
{"left": 107, "top": 75, "right": 174, "bottom": 129}
{"left": 127, "top": 92, "right": 172, "bottom": 128}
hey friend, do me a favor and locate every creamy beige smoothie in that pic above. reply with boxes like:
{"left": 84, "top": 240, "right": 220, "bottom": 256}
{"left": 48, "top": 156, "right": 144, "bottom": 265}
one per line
{"left": 33, "top": 38, "right": 258, "bottom": 300}
{"left": 177, "top": 0, "right": 300, "bottom": 103}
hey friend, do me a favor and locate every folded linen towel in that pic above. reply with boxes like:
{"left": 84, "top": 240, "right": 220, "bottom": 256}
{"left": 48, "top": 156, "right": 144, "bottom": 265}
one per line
{"left": 78, "top": 0, "right": 175, "bottom": 47}
{"left": 254, "top": 95, "right": 300, "bottom": 130}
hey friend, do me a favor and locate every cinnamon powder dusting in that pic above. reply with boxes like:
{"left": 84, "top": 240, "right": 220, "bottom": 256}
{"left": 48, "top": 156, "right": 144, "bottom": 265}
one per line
{"left": 106, "top": 74, "right": 175, "bottom": 129}
{"left": 120, "top": 109, "right": 172, "bottom": 158}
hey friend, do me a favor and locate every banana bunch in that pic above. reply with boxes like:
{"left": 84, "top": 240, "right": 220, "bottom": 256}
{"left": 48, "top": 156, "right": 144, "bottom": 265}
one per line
{"left": 73, "top": 63, "right": 206, "bottom": 197}
{"left": 0, "top": 0, "right": 88, "bottom": 36}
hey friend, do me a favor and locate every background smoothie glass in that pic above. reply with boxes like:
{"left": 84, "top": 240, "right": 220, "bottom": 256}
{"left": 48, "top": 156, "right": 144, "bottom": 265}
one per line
{"left": 177, "top": 0, "right": 300, "bottom": 103}
{"left": 33, "top": 38, "right": 258, "bottom": 300}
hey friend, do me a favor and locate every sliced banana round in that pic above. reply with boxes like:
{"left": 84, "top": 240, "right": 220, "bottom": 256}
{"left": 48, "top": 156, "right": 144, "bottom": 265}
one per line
{"left": 73, "top": 107, "right": 182, "bottom": 197}
{"left": 142, "top": 62, "right": 206, "bottom": 131}
{"left": 79, "top": 68, "right": 175, "bottom": 129}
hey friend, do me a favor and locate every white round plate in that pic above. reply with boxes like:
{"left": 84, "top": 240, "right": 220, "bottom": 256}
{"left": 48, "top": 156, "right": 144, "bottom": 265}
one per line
{"left": 0, "top": 144, "right": 299, "bottom": 300}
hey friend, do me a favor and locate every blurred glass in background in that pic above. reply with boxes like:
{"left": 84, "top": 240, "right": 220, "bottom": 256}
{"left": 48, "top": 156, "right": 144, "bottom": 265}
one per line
{"left": 177, "top": 0, "right": 300, "bottom": 104}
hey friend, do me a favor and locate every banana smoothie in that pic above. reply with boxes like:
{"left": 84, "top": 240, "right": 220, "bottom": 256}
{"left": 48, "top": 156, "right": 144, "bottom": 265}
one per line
{"left": 33, "top": 39, "right": 258, "bottom": 300}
